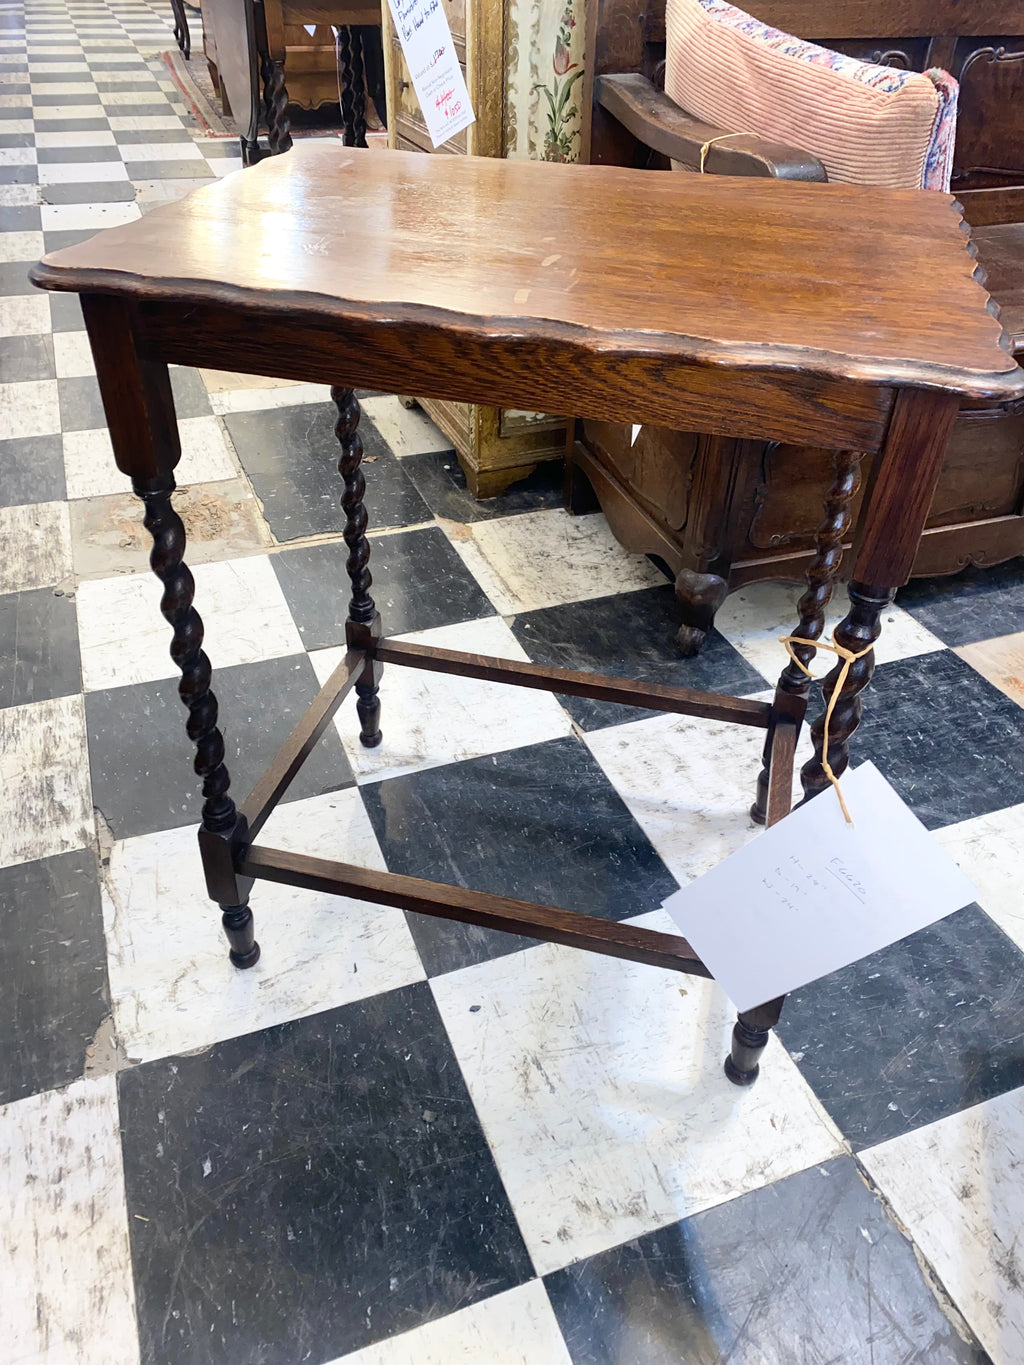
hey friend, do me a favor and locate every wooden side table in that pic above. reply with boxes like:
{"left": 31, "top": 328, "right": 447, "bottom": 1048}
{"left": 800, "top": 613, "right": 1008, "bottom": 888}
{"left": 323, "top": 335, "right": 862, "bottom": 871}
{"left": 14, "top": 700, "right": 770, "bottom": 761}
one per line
{"left": 30, "top": 145, "right": 1024, "bottom": 1086}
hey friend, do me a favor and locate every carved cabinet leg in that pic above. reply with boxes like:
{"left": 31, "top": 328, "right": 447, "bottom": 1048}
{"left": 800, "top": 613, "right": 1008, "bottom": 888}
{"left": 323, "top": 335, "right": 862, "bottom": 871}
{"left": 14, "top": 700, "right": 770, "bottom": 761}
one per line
{"left": 674, "top": 568, "right": 729, "bottom": 657}
{"left": 261, "top": 52, "right": 293, "bottom": 155}
{"left": 725, "top": 996, "right": 785, "bottom": 1086}
{"left": 135, "top": 475, "right": 260, "bottom": 968}
{"left": 332, "top": 385, "right": 383, "bottom": 747}
{"left": 752, "top": 449, "right": 862, "bottom": 823}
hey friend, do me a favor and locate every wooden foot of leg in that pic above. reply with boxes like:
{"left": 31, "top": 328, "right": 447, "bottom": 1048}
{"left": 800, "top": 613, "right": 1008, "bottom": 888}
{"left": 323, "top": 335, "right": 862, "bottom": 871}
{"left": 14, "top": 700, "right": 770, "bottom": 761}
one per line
{"left": 752, "top": 449, "right": 862, "bottom": 822}
{"left": 724, "top": 996, "right": 784, "bottom": 1086}
{"left": 222, "top": 903, "right": 260, "bottom": 968}
{"left": 135, "top": 475, "right": 260, "bottom": 968}
{"left": 332, "top": 385, "right": 383, "bottom": 747}
{"left": 674, "top": 568, "right": 728, "bottom": 657}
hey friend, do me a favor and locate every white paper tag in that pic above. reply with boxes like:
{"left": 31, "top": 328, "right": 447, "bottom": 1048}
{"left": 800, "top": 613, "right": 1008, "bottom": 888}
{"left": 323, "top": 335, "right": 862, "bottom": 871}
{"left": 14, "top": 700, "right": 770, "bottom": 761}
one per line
{"left": 662, "top": 762, "right": 977, "bottom": 1012}
{"left": 385, "top": 0, "right": 475, "bottom": 148}
{"left": 630, "top": 424, "right": 642, "bottom": 446}
{"left": 304, "top": 23, "right": 317, "bottom": 35}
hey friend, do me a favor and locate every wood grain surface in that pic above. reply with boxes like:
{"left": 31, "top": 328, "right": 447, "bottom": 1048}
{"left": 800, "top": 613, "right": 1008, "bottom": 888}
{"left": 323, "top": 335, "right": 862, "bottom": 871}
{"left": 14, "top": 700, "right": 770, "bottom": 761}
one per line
{"left": 31, "top": 143, "right": 1023, "bottom": 402}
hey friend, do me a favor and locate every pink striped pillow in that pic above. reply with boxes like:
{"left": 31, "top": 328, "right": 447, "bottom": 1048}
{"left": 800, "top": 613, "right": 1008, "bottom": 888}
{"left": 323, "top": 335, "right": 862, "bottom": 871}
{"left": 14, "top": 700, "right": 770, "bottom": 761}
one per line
{"left": 665, "top": 0, "right": 958, "bottom": 190}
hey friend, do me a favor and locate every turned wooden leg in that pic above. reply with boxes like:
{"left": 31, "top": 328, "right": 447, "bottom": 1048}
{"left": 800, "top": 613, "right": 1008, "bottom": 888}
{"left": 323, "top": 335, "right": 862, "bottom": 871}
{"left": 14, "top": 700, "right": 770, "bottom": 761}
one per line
{"left": 260, "top": 52, "right": 293, "bottom": 155}
{"left": 240, "top": 137, "right": 261, "bottom": 167}
{"left": 752, "top": 449, "right": 862, "bottom": 823}
{"left": 349, "top": 28, "right": 368, "bottom": 148}
{"left": 798, "top": 581, "right": 891, "bottom": 803}
{"left": 674, "top": 568, "right": 729, "bottom": 657}
{"left": 332, "top": 385, "right": 383, "bottom": 747}
{"left": 170, "top": 0, "right": 190, "bottom": 58}
{"left": 134, "top": 475, "right": 260, "bottom": 968}
{"left": 725, "top": 995, "right": 784, "bottom": 1086}
{"left": 338, "top": 26, "right": 358, "bottom": 147}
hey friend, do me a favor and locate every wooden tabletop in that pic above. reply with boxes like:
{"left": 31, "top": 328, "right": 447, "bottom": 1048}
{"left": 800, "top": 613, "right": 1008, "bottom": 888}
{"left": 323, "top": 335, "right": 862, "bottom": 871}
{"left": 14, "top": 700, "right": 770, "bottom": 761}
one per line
{"left": 31, "top": 142, "right": 1024, "bottom": 403}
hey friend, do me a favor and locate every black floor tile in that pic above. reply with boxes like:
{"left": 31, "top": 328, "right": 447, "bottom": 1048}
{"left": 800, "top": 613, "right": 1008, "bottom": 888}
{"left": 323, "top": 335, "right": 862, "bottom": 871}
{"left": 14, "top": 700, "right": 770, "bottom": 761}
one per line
{"left": 33, "top": 116, "right": 111, "bottom": 132}
{"left": 0, "top": 848, "right": 109, "bottom": 1107}
{"left": 272, "top": 525, "right": 495, "bottom": 648}
{"left": 35, "top": 142, "right": 123, "bottom": 162}
{"left": 113, "top": 126, "right": 194, "bottom": 144}
{"left": 224, "top": 401, "right": 431, "bottom": 542}
{"left": 777, "top": 903, "right": 1024, "bottom": 1149}
{"left": 0, "top": 434, "right": 66, "bottom": 507}
{"left": 119, "top": 982, "right": 533, "bottom": 1365}
{"left": 0, "top": 203, "right": 41, "bottom": 231}
{"left": 512, "top": 585, "right": 764, "bottom": 729}
{"left": 847, "top": 651, "right": 1024, "bottom": 829}
{"left": 0, "top": 259, "right": 36, "bottom": 295}
{"left": 58, "top": 364, "right": 209, "bottom": 430}
{"left": 39, "top": 178, "right": 135, "bottom": 204}
{"left": 85, "top": 653, "right": 355, "bottom": 841}
{"left": 544, "top": 1157, "right": 988, "bottom": 1365}
{"left": 0, "top": 586, "right": 81, "bottom": 707}
{"left": 102, "top": 101, "right": 177, "bottom": 118}
{"left": 0, "top": 131, "right": 33, "bottom": 148}
{"left": 0, "top": 331, "right": 54, "bottom": 381}
{"left": 121, "top": 160, "right": 213, "bottom": 180}
{"left": 42, "top": 226, "right": 102, "bottom": 252}
{"left": 32, "top": 91, "right": 101, "bottom": 104}
{"left": 48, "top": 289, "right": 85, "bottom": 331}
{"left": 362, "top": 734, "right": 679, "bottom": 975}
{"left": 400, "top": 446, "right": 565, "bottom": 523}
{"left": 897, "top": 561, "right": 1024, "bottom": 646}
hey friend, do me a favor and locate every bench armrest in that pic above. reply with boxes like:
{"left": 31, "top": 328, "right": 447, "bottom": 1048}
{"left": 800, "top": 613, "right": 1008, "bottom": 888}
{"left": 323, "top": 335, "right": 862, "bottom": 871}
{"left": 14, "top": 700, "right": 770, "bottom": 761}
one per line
{"left": 596, "top": 73, "right": 827, "bottom": 182}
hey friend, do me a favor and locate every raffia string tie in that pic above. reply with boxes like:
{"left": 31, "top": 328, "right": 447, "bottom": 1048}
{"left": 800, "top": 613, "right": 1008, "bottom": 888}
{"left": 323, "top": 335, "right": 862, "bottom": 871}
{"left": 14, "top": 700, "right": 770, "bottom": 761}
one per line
{"left": 698, "top": 132, "right": 749, "bottom": 173}
{"left": 778, "top": 634, "right": 876, "bottom": 825}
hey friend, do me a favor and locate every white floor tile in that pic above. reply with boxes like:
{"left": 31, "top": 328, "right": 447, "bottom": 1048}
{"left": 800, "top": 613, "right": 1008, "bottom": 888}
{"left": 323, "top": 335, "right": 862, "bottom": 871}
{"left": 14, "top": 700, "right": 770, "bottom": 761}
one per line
{"left": 432, "top": 917, "right": 844, "bottom": 1276}
{"left": 330, "top": 1281, "right": 572, "bottom": 1365}
{"left": 1, "top": 376, "right": 61, "bottom": 443}
{"left": 310, "top": 615, "right": 573, "bottom": 785}
{"left": 33, "top": 102, "right": 109, "bottom": 118}
{"left": 934, "top": 804, "right": 1024, "bottom": 951}
{"left": 0, "top": 291, "right": 49, "bottom": 335}
{"left": 76, "top": 552, "right": 304, "bottom": 690}
{"left": 0, "top": 694, "right": 92, "bottom": 869}
{"left": 35, "top": 126, "right": 115, "bottom": 145}
{"left": 0, "top": 184, "right": 40, "bottom": 206}
{"left": 107, "top": 113, "right": 184, "bottom": 129}
{"left": 52, "top": 324, "right": 94, "bottom": 376}
{"left": 63, "top": 413, "right": 238, "bottom": 498}
{"left": 29, "top": 78, "right": 97, "bottom": 94}
{"left": 0, "top": 498, "right": 71, "bottom": 592}
{"left": 0, "top": 226, "right": 42, "bottom": 262}
{"left": 0, "top": 116, "right": 31, "bottom": 133}
{"left": 714, "top": 580, "right": 947, "bottom": 685}
{"left": 116, "top": 138, "right": 202, "bottom": 160}
{"left": 584, "top": 705, "right": 806, "bottom": 887}
{"left": 36, "top": 158, "right": 129, "bottom": 183}
{"left": 360, "top": 394, "right": 450, "bottom": 458}
{"left": 100, "top": 87, "right": 168, "bottom": 103}
{"left": 862, "top": 1086, "right": 1024, "bottom": 1365}
{"left": 40, "top": 198, "right": 140, "bottom": 229}
{"left": 206, "top": 155, "right": 241, "bottom": 177}
{"left": 208, "top": 379, "right": 334, "bottom": 414}
{"left": 447, "top": 510, "right": 666, "bottom": 616}
{"left": 102, "top": 791, "right": 426, "bottom": 1062}
{"left": 0, "top": 143, "right": 35, "bottom": 164}
{"left": 0, "top": 1076, "right": 140, "bottom": 1365}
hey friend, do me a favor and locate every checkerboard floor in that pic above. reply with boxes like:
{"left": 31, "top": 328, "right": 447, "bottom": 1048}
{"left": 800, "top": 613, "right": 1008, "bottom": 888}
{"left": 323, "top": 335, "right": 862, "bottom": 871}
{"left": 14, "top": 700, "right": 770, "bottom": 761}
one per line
{"left": 4, "top": 1, "right": 1024, "bottom": 1360}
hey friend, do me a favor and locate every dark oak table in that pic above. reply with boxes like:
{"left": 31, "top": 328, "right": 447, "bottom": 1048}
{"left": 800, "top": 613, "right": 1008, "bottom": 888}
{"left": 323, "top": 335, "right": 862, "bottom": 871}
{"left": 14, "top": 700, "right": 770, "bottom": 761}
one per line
{"left": 30, "top": 144, "right": 1024, "bottom": 1085}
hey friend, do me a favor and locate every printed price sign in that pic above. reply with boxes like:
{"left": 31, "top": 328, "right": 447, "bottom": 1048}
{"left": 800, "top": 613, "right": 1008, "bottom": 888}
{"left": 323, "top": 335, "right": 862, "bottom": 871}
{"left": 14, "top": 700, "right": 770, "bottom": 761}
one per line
{"left": 385, "top": 0, "right": 475, "bottom": 148}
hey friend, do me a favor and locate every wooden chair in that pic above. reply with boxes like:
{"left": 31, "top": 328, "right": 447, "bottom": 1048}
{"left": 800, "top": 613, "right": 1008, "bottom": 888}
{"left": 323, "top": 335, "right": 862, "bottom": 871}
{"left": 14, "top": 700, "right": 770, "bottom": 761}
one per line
{"left": 570, "top": 0, "right": 1024, "bottom": 653}
{"left": 201, "top": 0, "right": 385, "bottom": 164}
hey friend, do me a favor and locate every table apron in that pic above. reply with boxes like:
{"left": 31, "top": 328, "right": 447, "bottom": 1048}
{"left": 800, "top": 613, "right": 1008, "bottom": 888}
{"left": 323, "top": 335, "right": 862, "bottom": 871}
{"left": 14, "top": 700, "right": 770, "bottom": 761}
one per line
{"left": 131, "top": 299, "right": 895, "bottom": 451}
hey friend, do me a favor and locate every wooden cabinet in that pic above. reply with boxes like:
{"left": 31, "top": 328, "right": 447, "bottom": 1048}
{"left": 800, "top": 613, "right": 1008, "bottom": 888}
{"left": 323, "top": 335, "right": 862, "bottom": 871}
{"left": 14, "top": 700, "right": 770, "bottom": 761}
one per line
{"left": 382, "top": 0, "right": 591, "bottom": 495}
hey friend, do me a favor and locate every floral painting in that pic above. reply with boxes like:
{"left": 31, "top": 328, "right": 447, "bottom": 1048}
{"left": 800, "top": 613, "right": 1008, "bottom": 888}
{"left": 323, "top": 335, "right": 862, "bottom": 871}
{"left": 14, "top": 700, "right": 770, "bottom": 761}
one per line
{"left": 505, "top": 0, "right": 588, "bottom": 162}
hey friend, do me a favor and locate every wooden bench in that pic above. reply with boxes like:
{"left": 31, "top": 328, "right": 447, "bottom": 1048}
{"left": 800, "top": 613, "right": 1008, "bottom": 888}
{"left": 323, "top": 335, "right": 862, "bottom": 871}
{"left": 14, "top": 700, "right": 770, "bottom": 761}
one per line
{"left": 571, "top": 0, "right": 1024, "bottom": 652}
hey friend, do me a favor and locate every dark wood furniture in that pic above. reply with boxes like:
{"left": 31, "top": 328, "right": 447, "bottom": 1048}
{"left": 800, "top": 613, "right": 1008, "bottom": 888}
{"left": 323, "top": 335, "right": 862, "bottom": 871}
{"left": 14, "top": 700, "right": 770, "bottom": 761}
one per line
{"left": 573, "top": 0, "right": 1024, "bottom": 652}
{"left": 30, "top": 144, "right": 1022, "bottom": 1085}
{"left": 201, "top": 0, "right": 384, "bottom": 163}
